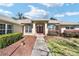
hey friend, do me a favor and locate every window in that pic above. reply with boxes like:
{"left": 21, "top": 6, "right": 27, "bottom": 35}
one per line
{"left": 0, "top": 24, "right": 5, "bottom": 34}
{"left": 48, "top": 24, "right": 56, "bottom": 30}
{"left": 66, "top": 27, "right": 69, "bottom": 29}
{"left": 75, "top": 26, "right": 79, "bottom": 28}
{"left": 0, "top": 24, "right": 13, "bottom": 34}
{"left": 7, "top": 25, "right": 13, "bottom": 33}
{"left": 25, "top": 24, "right": 32, "bottom": 33}
{"left": 65, "top": 26, "right": 74, "bottom": 29}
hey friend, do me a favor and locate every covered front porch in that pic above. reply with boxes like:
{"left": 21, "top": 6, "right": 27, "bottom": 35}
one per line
{"left": 23, "top": 20, "right": 60, "bottom": 36}
{"left": 32, "top": 21, "right": 48, "bottom": 35}
{"left": 23, "top": 21, "right": 48, "bottom": 35}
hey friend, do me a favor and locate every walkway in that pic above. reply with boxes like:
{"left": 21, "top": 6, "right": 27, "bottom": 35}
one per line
{"left": 31, "top": 35, "right": 50, "bottom": 56}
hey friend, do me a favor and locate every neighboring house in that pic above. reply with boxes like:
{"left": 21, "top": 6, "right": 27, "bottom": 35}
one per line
{"left": 0, "top": 15, "right": 79, "bottom": 35}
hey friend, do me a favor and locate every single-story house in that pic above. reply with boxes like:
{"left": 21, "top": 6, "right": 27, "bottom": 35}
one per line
{"left": 0, "top": 15, "right": 79, "bottom": 36}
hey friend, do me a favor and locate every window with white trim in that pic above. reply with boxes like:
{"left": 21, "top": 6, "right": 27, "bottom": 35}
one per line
{"left": 7, "top": 24, "right": 13, "bottom": 33}
{"left": 0, "top": 24, "right": 5, "bottom": 34}
{"left": 48, "top": 24, "right": 56, "bottom": 30}
{"left": 65, "top": 26, "right": 74, "bottom": 29}
{"left": 0, "top": 24, "right": 13, "bottom": 34}
{"left": 25, "top": 24, "right": 32, "bottom": 33}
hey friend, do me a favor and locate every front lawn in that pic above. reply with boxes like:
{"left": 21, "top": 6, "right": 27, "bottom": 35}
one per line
{"left": 47, "top": 36, "right": 79, "bottom": 56}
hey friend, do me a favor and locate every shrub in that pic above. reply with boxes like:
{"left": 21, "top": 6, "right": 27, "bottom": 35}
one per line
{"left": 0, "top": 33, "right": 22, "bottom": 48}
{"left": 64, "top": 30, "right": 79, "bottom": 37}
{"left": 48, "top": 30, "right": 59, "bottom": 36}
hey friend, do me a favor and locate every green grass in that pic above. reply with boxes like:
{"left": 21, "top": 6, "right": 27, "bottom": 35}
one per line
{"left": 47, "top": 37, "right": 79, "bottom": 56}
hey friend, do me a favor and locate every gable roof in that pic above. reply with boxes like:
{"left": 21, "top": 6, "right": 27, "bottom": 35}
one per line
{"left": 0, "top": 15, "right": 21, "bottom": 25}
{"left": 60, "top": 21, "right": 79, "bottom": 25}
{"left": 48, "top": 20, "right": 59, "bottom": 24}
{"left": 0, "top": 15, "right": 79, "bottom": 25}
{"left": 32, "top": 19, "right": 49, "bottom": 21}
{"left": 16, "top": 19, "right": 32, "bottom": 24}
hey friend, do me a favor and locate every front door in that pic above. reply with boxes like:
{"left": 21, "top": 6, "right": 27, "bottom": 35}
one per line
{"left": 36, "top": 24, "right": 44, "bottom": 33}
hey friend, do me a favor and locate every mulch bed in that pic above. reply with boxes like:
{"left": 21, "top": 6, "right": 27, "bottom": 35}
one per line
{"left": 0, "top": 35, "right": 36, "bottom": 56}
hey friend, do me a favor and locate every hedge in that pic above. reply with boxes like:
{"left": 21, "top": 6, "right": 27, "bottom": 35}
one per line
{"left": 0, "top": 33, "right": 22, "bottom": 48}
{"left": 63, "top": 30, "right": 79, "bottom": 37}
{"left": 47, "top": 30, "right": 59, "bottom": 36}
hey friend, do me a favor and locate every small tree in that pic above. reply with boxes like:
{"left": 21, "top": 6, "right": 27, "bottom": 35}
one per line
{"left": 50, "top": 17, "right": 57, "bottom": 20}
{"left": 17, "top": 12, "right": 23, "bottom": 19}
{"left": 12, "top": 12, "right": 29, "bottom": 20}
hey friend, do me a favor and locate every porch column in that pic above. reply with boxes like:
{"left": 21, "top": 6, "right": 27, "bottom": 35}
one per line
{"left": 23, "top": 25, "right": 25, "bottom": 35}
{"left": 5, "top": 24, "right": 7, "bottom": 34}
{"left": 33, "top": 23, "right": 36, "bottom": 35}
{"left": 45, "top": 23, "right": 48, "bottom": 35}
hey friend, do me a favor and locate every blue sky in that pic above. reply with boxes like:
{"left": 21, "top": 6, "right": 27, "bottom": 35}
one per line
{"left": 0, "top": 3, "right": 79, "bottom": 22}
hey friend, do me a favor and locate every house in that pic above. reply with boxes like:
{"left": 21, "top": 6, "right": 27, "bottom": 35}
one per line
{"left": 0, "top": 15, "right": 22, "bottom": 34}
{"left": 0, "top": 15, "right": 79, "bottom": 36}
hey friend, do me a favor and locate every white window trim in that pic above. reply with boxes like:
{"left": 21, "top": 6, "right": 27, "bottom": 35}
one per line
{"left": 0, "top": 24, "right": 5, "bottom": 34}
{"left": 7, "top": 24, "right": 13, "bottom": 33}
{"left": 0, "top": 24, "right": 13, "bottom": 34}
{"left": 5, "top": 24, "right": 7, "bottom": 34}
{"left": 25, "top": 25, "right": 32, "bottom": 33}
{"left": 48, "top": 24, "right": 56, "bottom": 30}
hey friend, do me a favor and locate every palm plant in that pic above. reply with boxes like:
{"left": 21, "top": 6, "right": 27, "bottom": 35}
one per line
{"left": 12, "top": 12, "right": 28, "bottom": 20}
{"left": 50, "top": 17, "right": 57, "bottom": 20}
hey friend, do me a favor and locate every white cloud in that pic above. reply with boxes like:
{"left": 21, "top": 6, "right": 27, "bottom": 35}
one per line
{"left": 0, "top": 9, "right": 12, "bottom": 16}
{"left": 0, "top": 3, "right": 14, "bottom": 7}
{"left": 24, "top": 5, "right": 48, "bottom": 18}
{"left": 41, "top": 3, "right": 64, "bottom": 7}
{"left": 54, "top": 14, "right": 64, "bottom": 17}
{"left": 65, "top": 3, "right": 75, "bottom": 6}
{"left": 65, "top": 12, "right": 79, "bottom": 16}
{"left": 54, "top": 11, "right": 79, "bottom": 17}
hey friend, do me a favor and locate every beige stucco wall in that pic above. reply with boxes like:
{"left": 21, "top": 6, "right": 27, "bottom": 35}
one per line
{"left": 13, "top": 25, "right": 22, "bottom": 33}
{"left": 60, "top": 25, "right": 67, "bottom": 33}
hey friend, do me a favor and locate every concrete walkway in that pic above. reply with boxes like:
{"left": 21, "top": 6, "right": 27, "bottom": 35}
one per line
{"left": 31, "top": 35, "right": 50, "bottom": 56}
